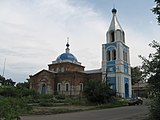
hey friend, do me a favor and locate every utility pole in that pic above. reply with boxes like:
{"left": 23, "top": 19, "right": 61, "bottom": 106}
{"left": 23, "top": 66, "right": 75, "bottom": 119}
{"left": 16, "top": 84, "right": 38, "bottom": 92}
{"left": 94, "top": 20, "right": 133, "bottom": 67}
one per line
{"left": 2, "top": 58, "right": 6, "bottom": 77}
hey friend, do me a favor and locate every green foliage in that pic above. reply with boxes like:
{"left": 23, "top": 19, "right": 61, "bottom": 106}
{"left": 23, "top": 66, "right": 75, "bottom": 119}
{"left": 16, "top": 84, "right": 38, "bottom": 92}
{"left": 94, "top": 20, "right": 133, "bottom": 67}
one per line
{"left": 0, "top": 97, "right": 31, "bottom": 120}
{"left": 0, "top": 86, "right": 37, "bottom": 98}
{"left": 0, "top": 86, "right": 37, "bottom": 119}
{"left": 139, "top": 40, "right": 160, "bottom": 95}
{"left": 139, "top": 40, "right": 160, "bottom": 120}
{"left": 55, "top": 94, "right": 65, "bottom": 100}
{"left": 0, "top": 75, "right": 5, "bottom": 82}
{"left": 16, "top": 82, "right": 29, "bottom": 89}
{"left": 0, "top": 75, "right": 15, "bottom": 86}
{"left": 131, "top": 66, "right": 143, "bottom": 85}
{"left": 152, "top": 0, "right": 160, "bottom": 24}
{"left": 84, "top": 80, "right": 115, "bottom": 104}
{"left": 64, "top": 97, "right": 87, "bottom": 105}
{"left": 39, "top": 101, "right": 54, "bottom": 107}
{"left": 148, "top": 95, "right": 160, "bottom": 120}
{"left": 0, "top": 86, "right": 17, "bottom": 97}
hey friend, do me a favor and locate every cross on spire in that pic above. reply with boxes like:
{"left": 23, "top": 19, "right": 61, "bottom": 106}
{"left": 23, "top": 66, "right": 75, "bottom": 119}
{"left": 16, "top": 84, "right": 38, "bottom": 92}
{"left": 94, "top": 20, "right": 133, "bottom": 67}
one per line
{"left": 66, "top": 37, "right": 70, "bottom": 53}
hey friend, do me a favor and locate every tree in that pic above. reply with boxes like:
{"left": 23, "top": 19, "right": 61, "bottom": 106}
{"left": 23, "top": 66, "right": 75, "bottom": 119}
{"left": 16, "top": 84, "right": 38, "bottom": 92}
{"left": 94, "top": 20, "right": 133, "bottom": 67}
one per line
{"left": 131, "top": 66, "right": 143, "bottom": 85}
{"left": 139, "top": 40, "right": 160, "bottom": 120}
{"left": 0, "top": 75, "right": 5, "bottom": 84}
{"left": 84, "top": 80, "right": 115, "bottom": 104}
{"left": 16, "top": 82, "right": 29, "bottom": 89}
{"left": 152, "top": 0, "right": 160, "bottom": 24}
{"left": 0, "top": 75, "right": 16, "bottom": 86}
{"left": 139, "top": 40, "right": 160, "bottom": 95}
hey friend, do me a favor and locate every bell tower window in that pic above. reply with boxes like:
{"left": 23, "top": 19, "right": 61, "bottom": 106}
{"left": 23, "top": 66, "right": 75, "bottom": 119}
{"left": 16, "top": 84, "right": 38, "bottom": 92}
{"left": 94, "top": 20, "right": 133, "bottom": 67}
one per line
{"left": 122, "top": 31, "right": 125, "bottom": 43}
{"left": 112, "top": 49, "right": 116, "bottom": 60}
{"left": 110, "top": 31, "right": 115, "bottom": 42}
{"left": 123, "top": 51, "right": 128, "bottom": 62}
{"left": 107, "top": 50, "right": 111, "bottom": 61}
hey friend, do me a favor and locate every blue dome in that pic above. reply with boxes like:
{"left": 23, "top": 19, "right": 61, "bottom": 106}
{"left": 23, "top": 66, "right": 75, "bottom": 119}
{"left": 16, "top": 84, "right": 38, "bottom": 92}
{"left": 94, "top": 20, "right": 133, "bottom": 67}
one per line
{"left": 56, "top": 53, "right": 78, "bottom": 63}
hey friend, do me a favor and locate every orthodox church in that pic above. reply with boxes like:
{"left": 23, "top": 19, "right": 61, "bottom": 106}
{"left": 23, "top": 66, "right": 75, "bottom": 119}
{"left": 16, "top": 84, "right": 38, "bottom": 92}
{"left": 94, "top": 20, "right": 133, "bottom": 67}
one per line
{"left": 29, "top": 8, "right": 132, "bottom": 98}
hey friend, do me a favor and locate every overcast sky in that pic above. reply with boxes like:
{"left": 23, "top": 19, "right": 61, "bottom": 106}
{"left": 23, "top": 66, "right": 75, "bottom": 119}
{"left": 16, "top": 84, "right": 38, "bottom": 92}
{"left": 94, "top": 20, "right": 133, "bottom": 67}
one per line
{"left": 0, "top": 0, "right": 159, "bottom": 83}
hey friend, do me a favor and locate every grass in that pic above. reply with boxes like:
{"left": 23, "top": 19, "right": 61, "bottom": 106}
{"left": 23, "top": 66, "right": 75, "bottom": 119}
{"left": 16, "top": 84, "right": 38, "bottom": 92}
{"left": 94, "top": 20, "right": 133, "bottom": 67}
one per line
{"left": 21, "top": 96, "right": 128, "bottom": 115}
{"left": 30, "top": 107, "right": 83, "bottom": 115}
{"left": 25, "top": 101, "right": 128, "bottom": 115}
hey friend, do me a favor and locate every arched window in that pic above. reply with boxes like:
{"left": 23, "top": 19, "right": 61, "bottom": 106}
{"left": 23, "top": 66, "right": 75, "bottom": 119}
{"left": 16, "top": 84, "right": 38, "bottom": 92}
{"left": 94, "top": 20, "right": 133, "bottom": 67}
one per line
{"left": 110, "top": 31, "right": 115, "bottom": 42}
{"left": 116, "top": 30, "right": 121, "bottom": 41}
{"left": 61, "top": 67, "right": 64, "bottom": 72}
{"left": 65, "top": 83, "right": 70, "bottom": 92}
{"left": 56, "top": 68, "right": 59, "bottom": 72}
{"left": 80, "top": 83, "right": 83, "bottom": 92}
{"left": 123, "top": 51, "right": 128, "bottom": 62}
{"left": 122, "top": 31, "right": 125, "bottom": 43}
{"left": 41, "top": 84, "right": 47, "bottom": 94}
{"left": 107, "top": 50, "right": 111, "bottom": 61}
{"left": 57, "top": 83, "right": 61, "bottom": 92}
{"left": 112, "top": 49, "right": 116, "bottom": 60}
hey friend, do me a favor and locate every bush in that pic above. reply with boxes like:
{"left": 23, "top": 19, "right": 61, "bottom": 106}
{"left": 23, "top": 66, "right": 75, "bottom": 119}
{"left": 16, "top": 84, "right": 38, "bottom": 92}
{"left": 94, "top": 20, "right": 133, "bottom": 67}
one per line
{"left": 39, "top": 101, "right": 54, "bottom": 107}
{"left": 148, "top": 95, "right": 160, "bottom": 120}
{"left": 55, "top": 95, "right": 65, "bottom": 100}
{"left": 84, "top": 80, "right": 115, "bottom": 104}
{"left": 0, "top": 86, "right": 38, "bottom": 98}
{"left": 0, "top": 97, "right": 31, "bottom": 120}
{"left": 0, "top": 86, "right": 17, "bottom": 97}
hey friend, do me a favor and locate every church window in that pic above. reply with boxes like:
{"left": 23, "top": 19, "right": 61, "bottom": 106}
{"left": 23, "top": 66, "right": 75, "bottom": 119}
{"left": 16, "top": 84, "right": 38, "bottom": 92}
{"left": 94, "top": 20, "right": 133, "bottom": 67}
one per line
{"left": 112, "top": 49, "right": 116, "bottom": 60}
{"left": 57, "top": 83, "right": 61, "bottom": 92}
{"left": 61, "top": 67, "right": 64, "bottom": 72}
{"left": 56, "top": 68, "right": 59, "bottom": 72}
{"left": 122, "top": 32, "right": 125, "bottom": 43}
{"left": 65, "top": 83, "right": 70, "bottom": 92}
{"left": 126, "top": 52, "right": 128, "bottom": 62}
{"left": 80, "top": 83, "right": 83, "bottom": 92}
{"left": 110, "top": 31, "right": 115, "bottom": 42}
{"left": 41, "top": 84, "right": 47, "bottom": 94}
{"left": 123, "top": 51, "right": 127, "bottom": 62}
{"left": 107, "top": 50, "right": 111, "bottom": 61}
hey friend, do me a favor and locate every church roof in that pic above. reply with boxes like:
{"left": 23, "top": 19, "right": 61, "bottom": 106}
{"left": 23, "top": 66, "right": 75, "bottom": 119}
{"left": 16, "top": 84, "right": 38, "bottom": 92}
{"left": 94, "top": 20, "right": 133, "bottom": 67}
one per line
{"left": 56, "top": 52, "right": 78, "bottom": 63}
{"left": 55, "top": 41, "right": 80, "bottom": 65}
{"left": 108, "top": 8, "right": 123, "bottom": 31}
{"left": 84, "top": 69, "right": 102, "bottom": 74}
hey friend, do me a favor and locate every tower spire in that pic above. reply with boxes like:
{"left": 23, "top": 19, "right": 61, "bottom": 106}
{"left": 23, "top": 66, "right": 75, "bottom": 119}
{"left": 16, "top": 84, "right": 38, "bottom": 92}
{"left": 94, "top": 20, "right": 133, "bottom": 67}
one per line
{"left": 109, "top": 8, "right": 122, "bottom": 31}
{"left": 66, "top": 37, "right": 70, "bottom": 53}
{"left": 106, "top": 8, "right": 125, "bottom": 43}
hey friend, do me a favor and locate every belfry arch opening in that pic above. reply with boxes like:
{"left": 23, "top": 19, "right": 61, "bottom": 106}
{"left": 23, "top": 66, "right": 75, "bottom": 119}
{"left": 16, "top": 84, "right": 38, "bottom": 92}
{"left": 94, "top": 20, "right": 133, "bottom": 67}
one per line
{"left": 110, "top": 31, "right": 115, "bottom": 42}
{"left": 122, "top": 31, "right": 125, "bottom": 43}
{"left": 112, "top": 49, "right": 116, "bottom": 60}
{"left": 107, "top": 50, "right": 111, "bottom": 61}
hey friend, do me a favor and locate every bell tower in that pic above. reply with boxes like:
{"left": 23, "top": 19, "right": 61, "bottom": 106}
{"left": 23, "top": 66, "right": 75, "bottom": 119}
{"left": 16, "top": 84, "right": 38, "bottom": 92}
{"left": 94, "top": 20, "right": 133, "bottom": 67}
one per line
{"left": 102, "top": 8, "right": 132, "bottom": 98}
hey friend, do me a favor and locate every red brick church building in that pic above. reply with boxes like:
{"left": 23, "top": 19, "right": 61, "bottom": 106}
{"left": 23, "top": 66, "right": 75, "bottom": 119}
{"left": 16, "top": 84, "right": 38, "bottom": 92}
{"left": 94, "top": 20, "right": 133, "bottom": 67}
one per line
{"left": 29, "top": 42, "right": 102, "bottom": 96}
{"left": 29, "top": 8, "right": 132, "bottom": 98}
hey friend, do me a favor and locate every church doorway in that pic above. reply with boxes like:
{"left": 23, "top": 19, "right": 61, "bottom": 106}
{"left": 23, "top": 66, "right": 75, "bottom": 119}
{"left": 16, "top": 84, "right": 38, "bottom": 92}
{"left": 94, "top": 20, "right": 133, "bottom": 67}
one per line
{"left": 125, "top": 83, "right": 129, "bottom": 97}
